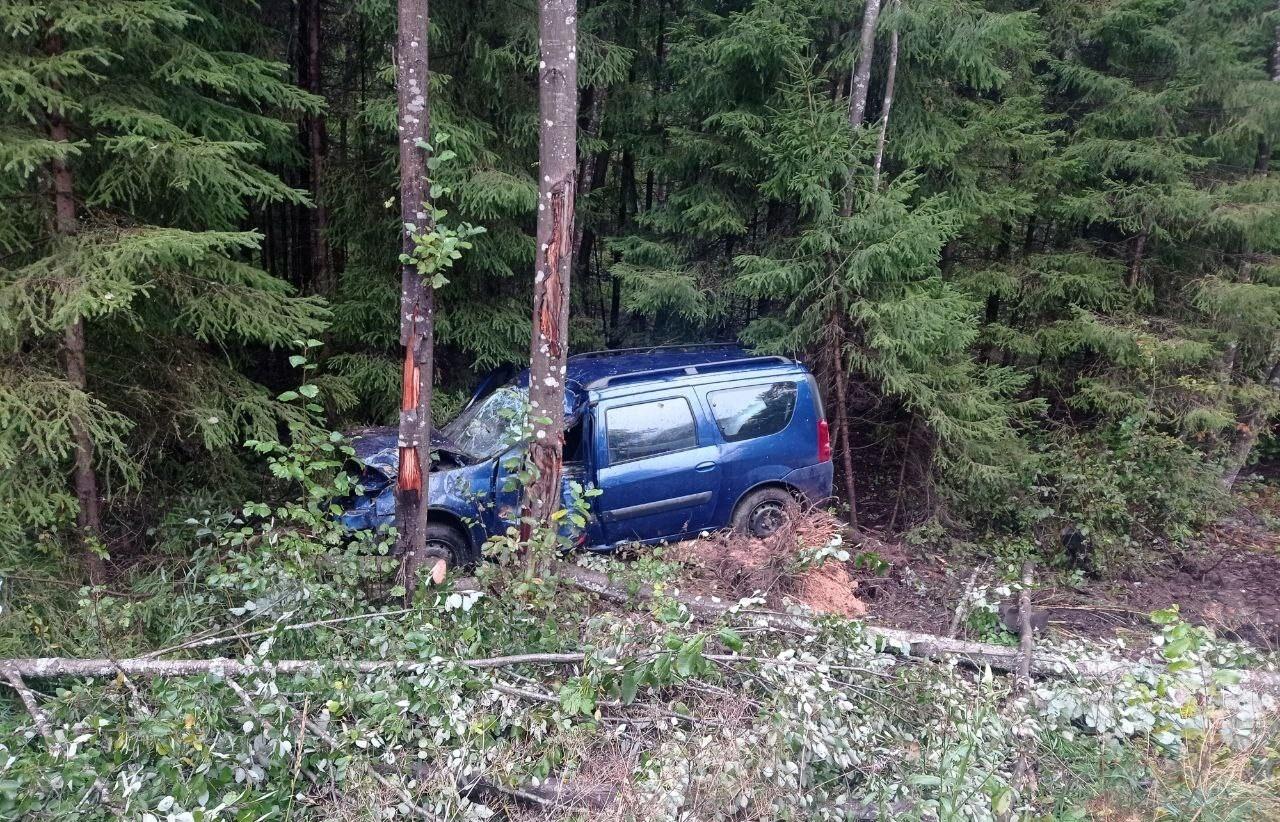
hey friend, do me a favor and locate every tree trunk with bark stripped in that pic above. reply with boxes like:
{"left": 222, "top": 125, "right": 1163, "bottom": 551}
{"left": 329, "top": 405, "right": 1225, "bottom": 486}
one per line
{"left": 520, "top": 0, "right": 578, "bottom": 545}
{"left": 394, "top": 0, "right": 438, "bottom": 598}
{"left": 46, "top": 34, "right": 105, "bottom": 587}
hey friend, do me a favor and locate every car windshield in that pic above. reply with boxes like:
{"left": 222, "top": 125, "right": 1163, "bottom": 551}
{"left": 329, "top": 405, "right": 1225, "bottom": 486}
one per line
{"left": 441, "top": 385, "right": 528, "bottom": 460}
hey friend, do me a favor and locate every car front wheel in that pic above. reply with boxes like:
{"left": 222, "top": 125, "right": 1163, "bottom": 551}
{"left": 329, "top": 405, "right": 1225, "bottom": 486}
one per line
{"left": 425, "top": 522, "right": 480, "bottom": 570}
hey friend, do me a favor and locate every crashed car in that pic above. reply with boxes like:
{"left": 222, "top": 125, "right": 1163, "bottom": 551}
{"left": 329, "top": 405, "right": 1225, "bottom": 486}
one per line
{"left": 339, "top": 345, "right": 833, "bottom": 567}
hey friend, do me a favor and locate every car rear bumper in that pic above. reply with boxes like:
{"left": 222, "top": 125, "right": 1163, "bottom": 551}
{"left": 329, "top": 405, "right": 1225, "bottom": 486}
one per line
{"left": 782, "top": 461, "right": 834, "bottom": 505}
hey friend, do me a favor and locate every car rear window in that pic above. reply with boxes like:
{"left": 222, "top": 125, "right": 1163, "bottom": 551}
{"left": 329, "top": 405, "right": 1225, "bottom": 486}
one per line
{"left": 606, "top": 398, "right": 698, "bottom": 463}
{"left": 707, "top": 381, "right": 798, "bottom": 442}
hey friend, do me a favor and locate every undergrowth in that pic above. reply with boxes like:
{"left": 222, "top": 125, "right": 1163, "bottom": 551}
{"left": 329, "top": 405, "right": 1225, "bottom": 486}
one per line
{"left": 1, "top": 432, "right": 1277, "bottom": 821}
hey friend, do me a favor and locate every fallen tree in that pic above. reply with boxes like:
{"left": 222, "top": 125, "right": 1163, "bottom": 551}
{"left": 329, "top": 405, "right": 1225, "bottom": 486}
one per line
{"left": 4, "top": 567, "right": 1276, "bottom": 693}
{"left": 553, "top": 562, "right": 1280, "bottom": 692}
{"left": 0, "top": 651, "right": 586, "bottom": 680}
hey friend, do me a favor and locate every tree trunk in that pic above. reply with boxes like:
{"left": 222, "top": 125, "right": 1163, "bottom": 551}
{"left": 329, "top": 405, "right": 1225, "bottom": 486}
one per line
{"left": 1125, "top": 221, "right": 1149, "bottom": 289}
{"left": 520, "top": 0, "right": 578, "bottom": 547}
{"left": 1221, "top": 359, "right": 1280, "bottom": 491}
{"left": 828, "top": 325, "right": 859, "bottom": 527}
{"left": 394, "top": 0, "right": 437, "bottom": 599}
{"left": 871, "top": 1, "right": 899, "bottom": 188}
{"left": 847, "top": 0, "right": 883, "bottom": 130}
{"left": 1273, "top": 11, "right": 1280, "bottom": 84}
{"left": 46, "top": 35, "right": 105, "bottom": 587}
{"left": 303, "top": 0, "right": 331, "bottom": 295}
{"left": 1261, "top": 14, "right": 1280, "bottom": 173}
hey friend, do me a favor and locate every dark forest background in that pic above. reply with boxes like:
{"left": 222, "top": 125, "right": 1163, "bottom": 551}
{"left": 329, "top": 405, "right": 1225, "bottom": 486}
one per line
{"left": 4, "top": 0, "right": 1280, "bottom": 575}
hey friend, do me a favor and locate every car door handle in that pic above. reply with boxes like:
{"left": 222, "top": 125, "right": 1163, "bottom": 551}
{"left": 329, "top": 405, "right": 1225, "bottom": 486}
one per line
{"left": 694, "top": 460, "right": 717, "bottom": 472}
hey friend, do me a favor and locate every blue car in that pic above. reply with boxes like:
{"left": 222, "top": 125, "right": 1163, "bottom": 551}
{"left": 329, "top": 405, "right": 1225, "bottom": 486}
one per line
{"left": 339, "top": 345, "right": 833, "bottom": 566}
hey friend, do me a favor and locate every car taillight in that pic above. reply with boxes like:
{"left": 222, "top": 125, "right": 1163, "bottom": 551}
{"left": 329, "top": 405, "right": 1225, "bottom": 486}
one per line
{"left": 817, "top": 418, "right": 832, "bottom": 462}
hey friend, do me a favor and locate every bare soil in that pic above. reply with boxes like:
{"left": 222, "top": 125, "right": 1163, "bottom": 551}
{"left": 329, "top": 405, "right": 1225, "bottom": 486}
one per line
{"left": 852, "top": 483, "right": 1280, "bottom": 650}
{"left": 663, "top": 483, "right": 1280, "bottom": 651}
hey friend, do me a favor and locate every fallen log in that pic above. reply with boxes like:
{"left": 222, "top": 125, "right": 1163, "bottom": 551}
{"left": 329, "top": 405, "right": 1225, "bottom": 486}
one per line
{"left": 0, "top": 651, "right": 585, "bottom": 680}
{"left": 553, "top": 562, "right": 1280, "bottom": 692}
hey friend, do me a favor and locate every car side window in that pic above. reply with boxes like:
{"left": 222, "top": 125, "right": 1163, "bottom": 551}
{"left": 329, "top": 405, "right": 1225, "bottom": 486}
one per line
{"left": 707, "top": 381, "right": 798, "bottom": 442}
{"left": 605, "top": 398, "right": 698, "bottom": 463}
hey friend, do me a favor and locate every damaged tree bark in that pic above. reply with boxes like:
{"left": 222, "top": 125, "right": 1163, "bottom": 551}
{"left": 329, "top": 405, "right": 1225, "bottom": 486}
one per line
{"left": 393, "top": 0, "right": 440, "bottom": 598}
{"left": 520, "top": 0, "right": 578, "bottom": 546}
{"left": 46, "top": 33, "right": 105, "bottom": 587}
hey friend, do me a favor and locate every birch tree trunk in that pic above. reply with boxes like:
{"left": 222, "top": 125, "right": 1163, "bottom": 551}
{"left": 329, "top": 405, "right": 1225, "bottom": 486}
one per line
{"left": 520, "top": 0, "right": 578, "bottom": 546}
{"left": 394, "top": 0, "right": 438, "bottom": 597}
{"left": 45, "top": 34, "right": 105, "bottom": 587}
{"left": 872, "top": 1, "right": 900, "bottom": 188}
{"left": 847, "top": 0, "right": 883, "bottom": 130}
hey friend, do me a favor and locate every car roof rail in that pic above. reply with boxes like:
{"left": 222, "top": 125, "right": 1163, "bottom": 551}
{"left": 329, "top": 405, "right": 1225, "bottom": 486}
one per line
{"left": 570, "top": 342, "right": 742, "bottom": 360}
{"left": 585, "top": 355, "right": 794, "bottom": 390}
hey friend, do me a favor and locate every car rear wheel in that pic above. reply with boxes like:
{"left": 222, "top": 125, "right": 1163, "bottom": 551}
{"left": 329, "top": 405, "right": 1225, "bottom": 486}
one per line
{"left": 732, "top": 487, "right": 794, "bottom": 538}
{"left": 425, "top": 522, "right": 479, "bottom": 570}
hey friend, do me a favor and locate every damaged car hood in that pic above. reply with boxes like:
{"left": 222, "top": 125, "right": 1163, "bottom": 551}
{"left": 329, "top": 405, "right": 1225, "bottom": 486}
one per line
{"left": 346, "top": 426, "right": 470, "bottom": 479}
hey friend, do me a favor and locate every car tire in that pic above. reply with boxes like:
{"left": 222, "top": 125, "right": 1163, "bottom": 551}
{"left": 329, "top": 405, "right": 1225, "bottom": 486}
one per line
{"left": 732, "top": 487, "right": 794, "bottom": 538}
{"left": 425, "top": 522, "right": 480, "bottom": 570}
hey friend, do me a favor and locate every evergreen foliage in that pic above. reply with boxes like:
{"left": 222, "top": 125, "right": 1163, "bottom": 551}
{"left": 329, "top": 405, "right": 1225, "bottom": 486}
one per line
{"left": 3, "top": 0, "right": 1280, "bottom": 570}
{"left": 0, "top": 1, "right": 327, "bottom": 555}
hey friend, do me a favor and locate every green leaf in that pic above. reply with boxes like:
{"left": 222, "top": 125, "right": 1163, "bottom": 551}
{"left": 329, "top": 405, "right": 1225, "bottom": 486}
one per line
{"left": 619, "top": 670, "right": 639, "bottom": 705}
{"left": 675, "top": 636, "right": 705, "bottom": 677}
{"left": 298, "top": 384, "right": 319, "bottom": 398}
{"left": 288, "top": 355, "right": 307, "bottom": 367}
{"left": 717, "top": 628, "right": 744, "bottom": 653}
{"left": 277, "top": 390, "right": 299, "bottom": 402}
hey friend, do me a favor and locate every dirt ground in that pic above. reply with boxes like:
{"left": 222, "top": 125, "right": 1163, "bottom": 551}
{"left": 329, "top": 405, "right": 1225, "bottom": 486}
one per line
{"left": 667, "top": 481, "right": 1280, "bottom": 652}
{"left": 854, "top": 483, "right": 1280, "bottom": 650}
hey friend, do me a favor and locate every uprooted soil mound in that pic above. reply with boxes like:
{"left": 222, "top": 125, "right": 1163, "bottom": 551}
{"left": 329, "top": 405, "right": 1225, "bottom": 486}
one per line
{"left": 668, "top": 509, "right": 867, "bottom": 618}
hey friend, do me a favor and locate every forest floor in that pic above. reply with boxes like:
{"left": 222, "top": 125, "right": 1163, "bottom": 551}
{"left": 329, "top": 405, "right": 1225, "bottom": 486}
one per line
{"left": 649, "top": 477, "right": 1280, "bottom": 655}
{"left": 856, "top": 482, "right": 1280, "bottom": 651}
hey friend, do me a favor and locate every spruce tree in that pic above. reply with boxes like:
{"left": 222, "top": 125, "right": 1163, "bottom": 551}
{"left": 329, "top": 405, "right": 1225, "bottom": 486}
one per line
{"left": 0, "top": 1, "right": 327, "bottom": 573}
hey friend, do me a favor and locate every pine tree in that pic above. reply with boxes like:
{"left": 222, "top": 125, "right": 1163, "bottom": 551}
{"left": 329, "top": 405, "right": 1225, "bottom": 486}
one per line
{"left": 0, "top": 1, "right": 327, "bottom": 573}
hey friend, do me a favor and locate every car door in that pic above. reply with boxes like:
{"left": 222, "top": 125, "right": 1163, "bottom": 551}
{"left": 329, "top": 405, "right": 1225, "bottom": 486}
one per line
{"left": 594, "top": 392, "right": 722, "bottom": 545}
{"left": 700, "top": 378, "right": 805, "bottom": 523}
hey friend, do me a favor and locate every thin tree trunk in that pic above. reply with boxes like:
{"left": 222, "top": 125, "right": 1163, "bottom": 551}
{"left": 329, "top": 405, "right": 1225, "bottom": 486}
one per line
{"left": 46, "top": 34, "right": 105, "bottom": 587}
{"left": 1221, "top": 359, "right": 1280, "bottom": 491}
{"left": 520, "top": 0, "right": 578, "bottom": 551}
{"left": 1273, "top": 11, "right": 1280, "bottom": 84}
{"left": 829, "top": 328, "right": 859, "bottom": 527}
{"left": 871, "top": 1, "right": 900, "bottom": 188}
{"left": 1261, "top": 15, "right": 1280, "bottom": 173}
{"left": 304, "top": 0, "right": 331, "bottom": 294}
{"left": 394, "top": 0, "right": 437, "bottom": 599}
{"left": 847, "top": 0, "right": 883, "bottom": 130}
{"left": 1125, "top": 221, "right": 1149, "bottom": 289}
